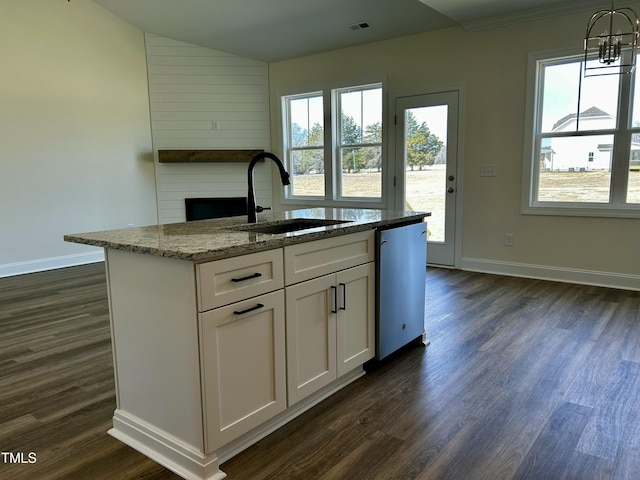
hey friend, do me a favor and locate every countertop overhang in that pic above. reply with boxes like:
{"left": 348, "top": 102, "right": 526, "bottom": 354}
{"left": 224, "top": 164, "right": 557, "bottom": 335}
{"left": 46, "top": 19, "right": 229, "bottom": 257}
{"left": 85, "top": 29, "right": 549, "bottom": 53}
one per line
{"left": 64, "top": 208, "right": 429, "bottom": 262}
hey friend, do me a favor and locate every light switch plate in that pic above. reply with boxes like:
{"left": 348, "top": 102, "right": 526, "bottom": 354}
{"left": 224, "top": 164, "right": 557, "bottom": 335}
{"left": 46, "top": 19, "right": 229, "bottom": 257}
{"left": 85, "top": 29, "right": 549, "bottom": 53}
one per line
{"left": 480, "top": 164, "right": 497, "bottom": 177}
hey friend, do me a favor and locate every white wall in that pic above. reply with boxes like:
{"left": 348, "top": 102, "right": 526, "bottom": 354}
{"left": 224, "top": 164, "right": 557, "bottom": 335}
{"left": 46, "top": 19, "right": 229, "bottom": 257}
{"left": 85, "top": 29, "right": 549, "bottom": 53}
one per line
{"left": 145, "top": 35, "right": 272, "bottom": 224}
{"left": 268, "top": 7, "right": 640, "bottom": 288}
{"left": 0, "top": 0, "right": 157, "bottom": 277}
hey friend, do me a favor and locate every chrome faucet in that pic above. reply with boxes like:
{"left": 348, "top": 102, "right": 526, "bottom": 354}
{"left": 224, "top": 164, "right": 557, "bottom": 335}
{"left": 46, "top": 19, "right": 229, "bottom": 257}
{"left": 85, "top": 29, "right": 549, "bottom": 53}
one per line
{"left": 247, "top": 152, "right": 290, "bottom": 223}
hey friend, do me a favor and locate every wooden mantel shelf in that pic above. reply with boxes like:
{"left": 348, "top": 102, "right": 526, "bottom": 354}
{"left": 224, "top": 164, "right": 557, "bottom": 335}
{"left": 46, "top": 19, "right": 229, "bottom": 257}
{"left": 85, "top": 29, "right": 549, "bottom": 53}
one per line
{"left": 158, "top": 149, "right": 264, "bottom": 164}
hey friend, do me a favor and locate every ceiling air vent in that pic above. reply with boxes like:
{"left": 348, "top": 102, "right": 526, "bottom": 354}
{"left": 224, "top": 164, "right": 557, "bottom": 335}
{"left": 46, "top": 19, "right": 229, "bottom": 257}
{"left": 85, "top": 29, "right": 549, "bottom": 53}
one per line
{"left": 348, "top": 22, "right": 371, "bottom": 31}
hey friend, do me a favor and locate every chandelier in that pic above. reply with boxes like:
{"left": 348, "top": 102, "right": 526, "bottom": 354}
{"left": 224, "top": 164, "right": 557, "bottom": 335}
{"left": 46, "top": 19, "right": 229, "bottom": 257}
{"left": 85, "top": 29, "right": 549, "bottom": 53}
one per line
{"left": 584, "top": 0, "right": 640, "bottom": 76}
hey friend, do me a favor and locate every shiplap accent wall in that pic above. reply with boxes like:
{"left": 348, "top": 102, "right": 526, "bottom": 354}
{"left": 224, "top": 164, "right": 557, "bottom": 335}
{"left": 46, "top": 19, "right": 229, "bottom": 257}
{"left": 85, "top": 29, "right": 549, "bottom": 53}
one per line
{"left": 145, "top": 34, "right": 272, "bottom": 224}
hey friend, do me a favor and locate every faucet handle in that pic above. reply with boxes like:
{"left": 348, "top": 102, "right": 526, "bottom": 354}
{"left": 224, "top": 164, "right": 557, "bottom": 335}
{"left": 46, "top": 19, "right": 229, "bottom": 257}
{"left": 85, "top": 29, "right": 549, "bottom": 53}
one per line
{"left": 255, "top": 205, "right": 271, "bottom": 213}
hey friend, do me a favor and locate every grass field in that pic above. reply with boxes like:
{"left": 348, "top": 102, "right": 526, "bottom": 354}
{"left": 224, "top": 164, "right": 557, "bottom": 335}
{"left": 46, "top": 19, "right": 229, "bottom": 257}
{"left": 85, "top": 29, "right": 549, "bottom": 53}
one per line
{"left": 290, "top": 169, "right": 640, "bottom": 241}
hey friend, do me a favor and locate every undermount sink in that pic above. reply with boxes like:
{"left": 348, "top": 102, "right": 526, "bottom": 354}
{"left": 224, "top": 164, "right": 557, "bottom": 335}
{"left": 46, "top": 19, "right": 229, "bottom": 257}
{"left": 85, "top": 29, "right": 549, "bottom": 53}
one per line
{"left": 231, "top": 218, "right": 350, "bottom": 235}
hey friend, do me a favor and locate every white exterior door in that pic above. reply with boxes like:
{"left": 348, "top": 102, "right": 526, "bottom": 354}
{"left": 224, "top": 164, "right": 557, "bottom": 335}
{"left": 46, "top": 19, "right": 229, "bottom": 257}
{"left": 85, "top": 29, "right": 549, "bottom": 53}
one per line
{"left": 395, "top": 90, "right": 460, "bottom": 266}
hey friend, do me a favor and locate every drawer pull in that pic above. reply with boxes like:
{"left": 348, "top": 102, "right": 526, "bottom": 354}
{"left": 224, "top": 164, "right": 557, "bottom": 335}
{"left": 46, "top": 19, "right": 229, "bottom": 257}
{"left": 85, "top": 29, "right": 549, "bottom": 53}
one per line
{"left": 233, "top": 303, "right": 264, "bottom": 315}
{"left": 231, "top": 272, "right": 262, "bottom": 283}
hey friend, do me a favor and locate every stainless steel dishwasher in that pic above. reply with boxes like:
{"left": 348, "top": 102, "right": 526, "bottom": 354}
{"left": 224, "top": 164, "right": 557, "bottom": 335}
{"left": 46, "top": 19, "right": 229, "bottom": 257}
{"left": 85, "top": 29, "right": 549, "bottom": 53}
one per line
{"left": 376, "top": 221, "right": 427, "bottom": 360}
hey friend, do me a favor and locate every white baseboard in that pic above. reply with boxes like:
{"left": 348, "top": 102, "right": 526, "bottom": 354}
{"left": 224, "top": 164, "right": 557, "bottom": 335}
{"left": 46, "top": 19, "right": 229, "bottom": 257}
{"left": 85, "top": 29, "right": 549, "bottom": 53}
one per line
{"left": 108, "top": 369, "right": 365, "bottom": 480}
{"left": 110, "top": 411, "right": 226, "bottom": 480}
{"left": 0, "top": 251, "right": 104, "bottom": 278}
{"left": 459, "top": 257, "right": 640, "bottom": 291}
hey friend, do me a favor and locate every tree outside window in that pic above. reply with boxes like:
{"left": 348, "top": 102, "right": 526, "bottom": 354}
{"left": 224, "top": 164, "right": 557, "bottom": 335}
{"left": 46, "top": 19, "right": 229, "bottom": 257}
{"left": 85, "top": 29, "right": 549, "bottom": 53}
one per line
{"left": 282, "top": 83, "right": 384, "bottom": 201}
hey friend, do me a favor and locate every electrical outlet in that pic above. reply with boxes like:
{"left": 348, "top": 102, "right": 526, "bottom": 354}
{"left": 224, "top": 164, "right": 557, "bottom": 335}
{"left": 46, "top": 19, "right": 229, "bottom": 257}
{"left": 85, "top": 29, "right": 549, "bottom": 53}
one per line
{"left": 504, "top": 233, "right": 513, "bottom": 246}
{"left": 481, "top": 164, "right": 497, "bottom": 177}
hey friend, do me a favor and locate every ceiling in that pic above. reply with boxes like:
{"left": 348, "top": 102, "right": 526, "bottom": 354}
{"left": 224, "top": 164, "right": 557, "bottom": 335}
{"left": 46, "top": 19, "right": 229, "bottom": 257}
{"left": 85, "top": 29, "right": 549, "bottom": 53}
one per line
{"left": 91, "top": 0, "right": 631, "bottom": 62}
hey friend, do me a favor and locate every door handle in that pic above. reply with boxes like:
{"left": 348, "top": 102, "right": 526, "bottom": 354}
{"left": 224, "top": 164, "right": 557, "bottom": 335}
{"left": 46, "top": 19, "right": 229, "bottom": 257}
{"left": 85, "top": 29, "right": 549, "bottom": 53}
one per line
{"left": 330, "top": 285, "right": 338, "bottom": 313}
{"left": 339, "top": 283, "right": 346, "bottom": 310}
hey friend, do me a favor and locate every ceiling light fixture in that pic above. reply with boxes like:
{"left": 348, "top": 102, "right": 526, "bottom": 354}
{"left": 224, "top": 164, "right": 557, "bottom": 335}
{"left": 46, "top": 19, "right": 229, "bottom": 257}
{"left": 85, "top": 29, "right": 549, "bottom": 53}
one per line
{"left": 584, "top": 0, "right": 640, "bottom": 76}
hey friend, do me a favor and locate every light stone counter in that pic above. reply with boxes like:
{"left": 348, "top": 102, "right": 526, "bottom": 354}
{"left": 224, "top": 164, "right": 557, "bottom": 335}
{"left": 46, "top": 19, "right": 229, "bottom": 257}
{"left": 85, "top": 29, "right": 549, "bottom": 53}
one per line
{"left": 64, "top": 207, "right": 428, "bottom": 262}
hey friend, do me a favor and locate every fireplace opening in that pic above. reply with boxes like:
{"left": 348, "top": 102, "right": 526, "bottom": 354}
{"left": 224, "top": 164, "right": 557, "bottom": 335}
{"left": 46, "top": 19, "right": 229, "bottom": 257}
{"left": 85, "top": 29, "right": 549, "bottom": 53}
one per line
{"left": 185, "top": 197, "right": 247, "bottom": 221}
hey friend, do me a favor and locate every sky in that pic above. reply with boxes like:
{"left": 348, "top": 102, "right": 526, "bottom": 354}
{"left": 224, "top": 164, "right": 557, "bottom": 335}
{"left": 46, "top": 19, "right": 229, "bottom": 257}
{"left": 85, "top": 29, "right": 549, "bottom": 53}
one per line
{"left": 289, "top": 87, "right": 449, "bottom": 144}
{"left": 541, "top": 57, "right": 640, "bottom": 131}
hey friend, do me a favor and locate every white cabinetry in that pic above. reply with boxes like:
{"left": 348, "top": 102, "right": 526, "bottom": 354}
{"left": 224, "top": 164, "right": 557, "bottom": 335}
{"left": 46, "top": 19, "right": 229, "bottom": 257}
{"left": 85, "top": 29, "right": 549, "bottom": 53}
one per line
{"left": 336, "top": 263, "right": 376, "bottom": 376}
{"left": 200, "top": 291, "right": 286, "bottom": 451}
{"left": 197, "top": 248, "right": 283, "bottom": 311}
{"left": 104, "top": 229, "right": 377, "bottom": 480}
{"left": 284, "top": 231, "right": 375, "bottom": 405}
{"left": 197, "top": 250, "right": 286, "bottom": 452}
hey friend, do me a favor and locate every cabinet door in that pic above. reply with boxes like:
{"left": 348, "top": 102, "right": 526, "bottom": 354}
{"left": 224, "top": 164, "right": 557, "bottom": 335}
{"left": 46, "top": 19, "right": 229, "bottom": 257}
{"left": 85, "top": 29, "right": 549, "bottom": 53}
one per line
{"left": 336, "top": 263, "right": 375, "bottom": 376}
{"left": 285, "top": 275, "right": 337, "bottom": 405}
{"left": 201, "top": 290, "right": 286, "bottom": 451}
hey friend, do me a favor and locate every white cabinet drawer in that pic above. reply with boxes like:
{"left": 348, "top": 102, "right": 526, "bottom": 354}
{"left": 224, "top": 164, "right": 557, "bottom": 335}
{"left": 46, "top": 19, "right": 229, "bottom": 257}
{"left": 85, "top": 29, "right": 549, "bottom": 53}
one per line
{"left": 197, "top": 249, "right": 284, "bottom": 311}
{"left": 284, "top": 230, "right": 374, "bottom": 286}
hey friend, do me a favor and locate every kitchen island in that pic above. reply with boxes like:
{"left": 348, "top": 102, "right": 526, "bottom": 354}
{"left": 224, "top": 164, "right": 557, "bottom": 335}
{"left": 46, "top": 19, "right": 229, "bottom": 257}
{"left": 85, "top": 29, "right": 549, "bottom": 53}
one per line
{"left": 65, "top": 208, "right": 427, "bottom": 480}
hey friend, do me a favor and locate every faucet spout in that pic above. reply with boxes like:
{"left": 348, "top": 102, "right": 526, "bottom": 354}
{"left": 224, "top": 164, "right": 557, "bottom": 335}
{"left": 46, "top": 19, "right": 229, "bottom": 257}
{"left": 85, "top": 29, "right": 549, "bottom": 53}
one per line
{"left": 247, "top": 152, "right": 290, "bottom": 223}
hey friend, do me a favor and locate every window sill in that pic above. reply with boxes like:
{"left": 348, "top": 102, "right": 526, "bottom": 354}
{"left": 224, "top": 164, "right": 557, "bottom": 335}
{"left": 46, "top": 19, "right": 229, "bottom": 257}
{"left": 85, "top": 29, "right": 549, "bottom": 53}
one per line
{"left": 521, "top": 203, "right": 640, "bottom": 219}
{"left": 281, "top": 197, "right": 387, "bottom": 210}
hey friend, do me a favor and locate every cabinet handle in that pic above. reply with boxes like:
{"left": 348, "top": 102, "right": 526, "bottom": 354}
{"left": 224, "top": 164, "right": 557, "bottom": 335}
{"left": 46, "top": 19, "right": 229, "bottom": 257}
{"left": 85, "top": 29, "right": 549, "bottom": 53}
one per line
{"left": 339, "top": 283, "right": 346, "bottom": 310}
{"left": 233, "top": 303, "right": 264, "bottom": 315}
{"left": 330, "top": 286, "right": 337, "bottom": 313}
{"left": 231, "top": 272, "right": 262, "bottom": 283}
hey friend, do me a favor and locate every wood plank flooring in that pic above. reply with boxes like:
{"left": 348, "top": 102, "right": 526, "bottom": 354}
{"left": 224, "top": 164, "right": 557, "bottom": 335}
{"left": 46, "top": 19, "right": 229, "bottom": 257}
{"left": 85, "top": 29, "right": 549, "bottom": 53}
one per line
{"left": 1, "top": 264, "right": 640, "bottom": 479}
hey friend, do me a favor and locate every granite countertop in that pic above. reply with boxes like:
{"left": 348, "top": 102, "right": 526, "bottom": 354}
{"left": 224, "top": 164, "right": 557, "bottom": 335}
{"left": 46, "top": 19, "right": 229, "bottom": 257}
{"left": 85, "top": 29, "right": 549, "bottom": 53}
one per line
{"left": 64, "top": 208, "right": 429, "bottom": 262}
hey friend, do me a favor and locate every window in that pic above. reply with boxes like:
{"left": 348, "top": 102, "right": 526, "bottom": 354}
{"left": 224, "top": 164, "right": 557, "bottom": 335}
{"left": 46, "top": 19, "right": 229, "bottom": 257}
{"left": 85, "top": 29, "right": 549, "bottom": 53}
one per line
{"left": 523, "top": 50, "right": 640, "bottom": 216}
{"left": 282, "top": 83, "right": 383, "bottom": 202}
{"left": 283, "top": 93, "right": 324, "bottom": 197}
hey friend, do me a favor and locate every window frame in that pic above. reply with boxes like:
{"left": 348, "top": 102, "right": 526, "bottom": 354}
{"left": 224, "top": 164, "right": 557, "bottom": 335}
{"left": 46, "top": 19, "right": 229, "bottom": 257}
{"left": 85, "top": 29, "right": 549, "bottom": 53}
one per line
{"left": 281, "top": 91, "right": 325, "bottom": 200}
{"left": 522, "top": 48, "right": 640, "bottom": 218}
{"left": 280, "top": 80, "right": 386, "bottom": 208}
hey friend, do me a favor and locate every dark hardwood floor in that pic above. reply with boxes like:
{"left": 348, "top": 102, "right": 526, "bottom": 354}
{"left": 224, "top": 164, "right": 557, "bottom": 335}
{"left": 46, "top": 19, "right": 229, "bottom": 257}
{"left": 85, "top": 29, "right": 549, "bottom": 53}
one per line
{"left": 1, "top": 264, "right": 640, "bottom": 479}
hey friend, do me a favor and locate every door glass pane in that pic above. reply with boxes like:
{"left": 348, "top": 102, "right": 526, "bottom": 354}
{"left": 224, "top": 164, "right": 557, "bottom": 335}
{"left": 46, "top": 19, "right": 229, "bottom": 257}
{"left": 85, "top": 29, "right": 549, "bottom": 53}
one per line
{"left": 338, "top": 87, "right": 382, "bottom": 198}
{"left": 404, "top": 105, "right": 447, "bottom": 242}
{"left": 537, "top": 135, "right": 613, "bottom": 202}
{"left": 288, "top": 95, "right": 324, "bottom": 197}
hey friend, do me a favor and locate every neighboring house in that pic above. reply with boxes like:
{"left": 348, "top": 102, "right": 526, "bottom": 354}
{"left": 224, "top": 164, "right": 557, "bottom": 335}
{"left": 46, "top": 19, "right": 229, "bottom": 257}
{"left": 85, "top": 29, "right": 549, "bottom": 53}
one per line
{"left": 541, "top": 106, "right": 640, "bottom": 172}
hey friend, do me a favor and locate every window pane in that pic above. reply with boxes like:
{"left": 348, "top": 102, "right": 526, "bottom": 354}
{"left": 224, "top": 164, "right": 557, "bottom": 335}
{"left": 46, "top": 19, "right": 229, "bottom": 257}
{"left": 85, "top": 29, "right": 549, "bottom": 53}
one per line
{"left": 632, "top": 56, "right": 640, "bottom": 127}
{"left": 290, "top": 149, "right": 324, "bottom": 196}
{"left": 337, "top": 86, "right": 382, "bottom": 199}
{"left": 541, "top": 60, "right": 618, "bottom": 133}
{"left": 287, "top": 94, "right": 324, "bottom": 198}
{"left": 339, "top": 88, "right": 382, "bottom": 145}
{"left": 289, "top": 96, "right": 323, "bottom": 147}
{"left": 627, "top": 138, "right": 640, "bottom": 203}
{"left": 340, "top": 146, "right": 381, "bottom": 198}
{"left": 537, "top": 135, "right": 613, "bottom": 202}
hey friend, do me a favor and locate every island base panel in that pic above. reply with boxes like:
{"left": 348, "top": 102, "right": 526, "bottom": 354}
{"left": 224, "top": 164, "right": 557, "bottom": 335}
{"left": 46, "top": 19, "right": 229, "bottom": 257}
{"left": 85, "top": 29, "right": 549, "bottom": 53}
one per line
{"left": 110, "top": 410, "right": 227, "bottom": 480}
